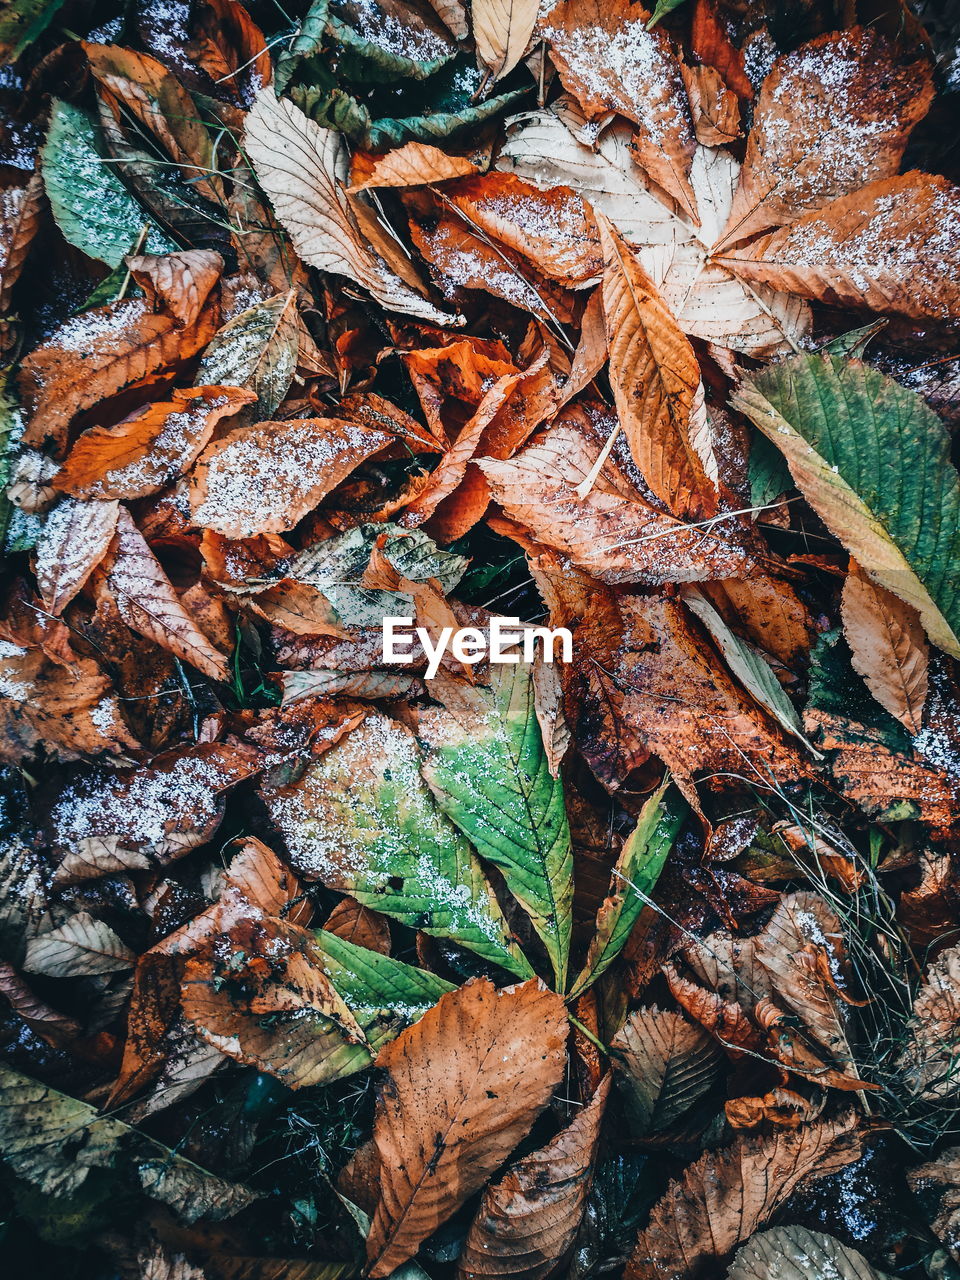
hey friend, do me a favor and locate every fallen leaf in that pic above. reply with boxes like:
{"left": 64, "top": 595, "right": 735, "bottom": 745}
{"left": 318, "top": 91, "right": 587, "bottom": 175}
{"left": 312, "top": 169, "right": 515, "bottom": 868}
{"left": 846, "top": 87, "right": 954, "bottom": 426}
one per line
{"left": 457, "top": 1075, "right": 611, "bottom": 1280}
{"left": 625, "top": 1114, "right": 862, "bottom": 1279}
{"left": 23, "top": 911, "right": 136, "bottom": 977}
{"left": 34, "top": 497, "right": 119, "bottom": 613}
{"left": 473, "top": 0, "right": 539, "bottom": 81}
{"left": 611, "top": 1006, "right": 720, "bottom": 1134}
{"left": 716, "top": 28, "right": 933, "bottom": 249}
{"left": 189, "top": 416, "right": 391, "bottom": 537}
{"left": 324, "top": 897, "right": 392, "bottom": 954}
{"left": 366, "top": 977, "right": 568, "bottom": 1276}
{"left": 55, "top": 387, "right": 255, "bottom": 501}
{"left": 349, "top": 141, "right": 478, "bottom": 190}
{"left": 841, "top": 561, "right": 929, "bottom": 733}
{"left": 244, "top": 91, "right": 459, "bottom": 326}
{"left": 727, "top": 1225, "right": 890, "bottom": 1280}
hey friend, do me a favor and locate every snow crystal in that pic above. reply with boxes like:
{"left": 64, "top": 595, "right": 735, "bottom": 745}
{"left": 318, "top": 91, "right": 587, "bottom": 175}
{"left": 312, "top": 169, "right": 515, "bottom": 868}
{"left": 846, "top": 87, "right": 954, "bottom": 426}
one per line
{"left": 0, "top": 641, "right": 30, "bottom": 701}
{"left": 138, "top": 0, "right": 191, "bottom": 61}
{"left": 52, "top": 298, "right": 149, "bottom": 354}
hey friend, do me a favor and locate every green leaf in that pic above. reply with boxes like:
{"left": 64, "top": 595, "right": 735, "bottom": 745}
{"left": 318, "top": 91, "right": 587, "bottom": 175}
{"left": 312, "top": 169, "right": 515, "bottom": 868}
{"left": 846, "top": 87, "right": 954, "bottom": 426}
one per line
{"left": 681, "top": 587, "right": 819, "bottom": 755}
{"left": 568, "top": 781, "right": 685, "bottom": 999}
{"left": 290, "top": 522, "right": 468, "bottom": 626}
{"left": 314, "top": 927, "right": 454, "bottom": 1051}
{"left": 748, "top": 431, "right": 792, "bottom": 509}
{"left": 0, "top": 1065, "right": 257, "bottom": 1221}
{"left": 197, "top": 290, "right": 299, "bottom": 417}
{"left": 646, "top": 0, "right": 688, "bottom": 28}
{"left": 0, "top": 0, "right": 67, "bottom": 62}
{"left": 261, "top": 712, "right": 533, "bottom": 978}
{"left": 418, "top": 661, "right": 573, "bottom": 989}
{"left": 328, "top": 0, "right": 456, "bottom": 83}
{"left": 276, "top": 0, "right": 332, "bottom": 93}
{"left": 291, "top": 80, "right": 526, "bottom": 150}
{"left": 41, "top": 101, "right": 175, "bottom": 269}
{"left": 732, "top": 353, "right": 960, "bottom": 658}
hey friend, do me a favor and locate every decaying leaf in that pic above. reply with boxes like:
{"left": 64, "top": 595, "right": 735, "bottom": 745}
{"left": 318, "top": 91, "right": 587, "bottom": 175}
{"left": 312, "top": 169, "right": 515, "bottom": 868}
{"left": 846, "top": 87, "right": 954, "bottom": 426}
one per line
{"left": 366, "top": 978, "right": 568, "bottom": 1276}
{"left": 457, "top": 1075, "right": 611, "bottom": 1280}
{"left": 612, "top": 1006, "right": 720, "bottom": 1134}
{"left": 625, "top": 1113, "right": 862, "bottom": 1279}
{"left": 727, "top": 1226, "right": 891, "bottom": 1280}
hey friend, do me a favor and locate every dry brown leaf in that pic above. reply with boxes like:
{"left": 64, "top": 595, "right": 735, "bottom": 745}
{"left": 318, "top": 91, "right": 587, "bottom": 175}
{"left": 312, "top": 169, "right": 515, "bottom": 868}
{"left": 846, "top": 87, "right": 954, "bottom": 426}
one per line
{"left": 244, "top": 91, "right": 458, "bottom": 326}
{"left": 754, "top": 892, "right": 861, "bottom": 1078}
{"left": 18, "top": 297, "right": 218, "bottom": 451}
{"left": 690, "top": 0, "right": 753, "bottom": 101}
{"left": 0, "top": 962, "right": 80, "bottom": 1047}
{"left": 189, "top": 417, "right": 392, "bottom": 537}
{"left": 571, "top": 593, "right": 806, "bottom": 804}
{"left": 725, "top": 1087, "right": 826, "bottom": 1130}
{"left": 701, "top": 577, "right": 813, "bottom": 668}
{"left": 109, "top": 838, "right": 305, "bottom": 1112}
{"left": 430, "top": 172, "right": 602, "bottom": 287}
{"left": 324, "top": 897, "right": 391, "bottom": 954}
{"left": 55, "top": 387, "right": 255, "bottom": 501}
{"left": 541, "top": 0, "right": 697, "bottom": 221}
{"left": 104, "top": 508, "right": 230, "bottom": 679}
{"left": 896, "top": 943, "right": 960, "bottom": 1101}
{"left": 47, "top": 740, "right": 262, "bottom": 883}
{"left": 681, "top": 63, "right": 740, "bottom": 147}
{"left": 611, "top": 1006, "right": 720, "bottom": 1134}
{"left": 0, "top": 642, "right": 136, "bottom": 762}
{"left": 720, "top": 172, "right": 960, "bottom": 321}
{"left": 366, "top": 978, "right": 568, "bottom": 1277}
{"left": 479, "top": 406, "right": 758, "bottom": 585}
{"left": 474, "top": 0, "right": 539, "bottom": 81}
{"left": 625, "top": 1113, "right": 862, "bottom": 1280}
{"left": 662, "top": 960, "right": 763, "bottom": 1056}
{"left": 805, "top": 708, "right": 960, "bottom": 839}
{"left": 34, "top": 498, "right": 120, "bottom": 614}
{"left": 842, "top": 561, "right": 929, "bottom": 733}
{"left": 598, "top": 215, "right": 714, "bottom": 519}
{"left": 84, "top": 43, "right": 222, "bottom": 201}
{"left": 0, "top": 171, "right": 43, "bottom": 313}
{"left": 126, "top": 249, "right": 224, "bottom": 327}
{"left": 457, "top": 1076, "right": 610, "bottom": 1280}
{"left": 349, "top": 142, "right": 478, "bottom": 191}
{"left": 716, "top": 28, "right": 933, "bottom": 250}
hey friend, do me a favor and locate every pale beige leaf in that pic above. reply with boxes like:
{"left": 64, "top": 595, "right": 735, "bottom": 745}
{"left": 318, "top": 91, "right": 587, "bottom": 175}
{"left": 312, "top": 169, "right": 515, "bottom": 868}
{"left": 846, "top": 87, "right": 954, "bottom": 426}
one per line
{"left": 189, "top": 417, "right": 391, "bottom": 537}
{"left": 366, "top": 978, "right": 568, "bottom": 1277}
{"left": 727, "top": 1226, "right": 891, "bottom": 1280}
{"left": 244, "top": 92, "right": 459, "bottom": 326}
{"left": 34, "top": 498, "right": 119, "bottom": 614}
{"left": 24, "top": 912, "right": 136, "bottom": 977}
{"left": 473, "top": 0, "right": 538, "bottom": 80}
{"left": 625, "top": 1114, "right": 863, "bottom": 1280}
{"left": 541, "top": 0, "right": 697, "bottom": 221}
{"left": 105, "top": 508, "right": 230, "bottom": 680}
{"left": 717, "top": 28, "right": 933, "bottom": 250}
{"left": 612, "top": 1006, "right": 720, "bottom": 1134}
{"left": 498, "top": 102, "right": 809, "bottom": 356}
{"left": 457, "top": 1076, "right": 610, "bottom": 1280}
{"left": 349, "top": 142, "right": 478, "bottom": 191}
{"left": 842, "top": 561, "right": 929, "bottom": 733}
{"left": 721, "top": 172, "right": 960, "bottom": 322}
{"left": 598, "top": 214, "right": 713, "bottom": 519}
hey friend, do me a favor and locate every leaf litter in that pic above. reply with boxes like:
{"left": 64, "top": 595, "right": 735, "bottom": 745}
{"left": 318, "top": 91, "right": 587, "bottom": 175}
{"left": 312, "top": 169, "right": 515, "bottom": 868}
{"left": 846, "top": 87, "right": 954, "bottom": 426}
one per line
{"left": 1, "top": 2, "right": 960, "bottom": 1279}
